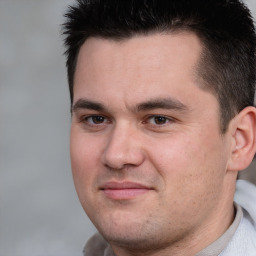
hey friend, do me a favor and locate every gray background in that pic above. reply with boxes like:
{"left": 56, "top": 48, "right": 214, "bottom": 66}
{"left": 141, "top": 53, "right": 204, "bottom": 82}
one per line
{"left": 0, "top": 1, "right": 255, "bottom": 255}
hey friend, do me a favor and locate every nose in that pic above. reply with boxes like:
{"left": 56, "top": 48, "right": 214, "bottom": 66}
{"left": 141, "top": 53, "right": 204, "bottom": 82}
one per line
{"left": 101, "top": 123, "right": 145, "bottom": 170}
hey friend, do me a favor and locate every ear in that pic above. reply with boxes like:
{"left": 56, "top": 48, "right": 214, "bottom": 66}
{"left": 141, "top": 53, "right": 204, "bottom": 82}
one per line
{"left": 227, "top": 106, "right": 256, "bottom": 172}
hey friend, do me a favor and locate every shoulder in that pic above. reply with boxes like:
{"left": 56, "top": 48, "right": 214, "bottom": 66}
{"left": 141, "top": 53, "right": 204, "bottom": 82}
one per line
{"left": 220, "top": 180, "right": 256, "bottom": 256}
{"left": 83, "top": 233, "right": 109, "bottom": 256}
{"left": 235, "top": 179, "right": 256, "bottom": 223}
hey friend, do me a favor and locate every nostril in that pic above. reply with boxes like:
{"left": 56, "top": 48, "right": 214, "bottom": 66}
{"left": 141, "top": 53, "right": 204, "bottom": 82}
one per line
{"left": 102, "top": 146, "right": 145, "bottom": 169}
{"left": 101, "top": 126, "right": 145, "bottom": 168}
{"left": 104, "top": 163, "right": 138, "bottom": 172}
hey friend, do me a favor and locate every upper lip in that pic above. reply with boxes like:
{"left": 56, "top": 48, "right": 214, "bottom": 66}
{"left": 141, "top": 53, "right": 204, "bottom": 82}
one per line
{"left": 100, "top": 181, "right": 152, "bottom": 190}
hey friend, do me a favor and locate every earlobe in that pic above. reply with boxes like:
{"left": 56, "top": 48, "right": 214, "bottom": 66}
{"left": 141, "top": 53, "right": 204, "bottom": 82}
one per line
{"left": 227, "top": 106, "right": 256, "bottom": 172}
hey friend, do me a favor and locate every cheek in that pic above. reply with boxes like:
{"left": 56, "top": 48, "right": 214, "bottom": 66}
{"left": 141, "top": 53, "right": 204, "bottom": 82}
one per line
{"left": 70, "top": 130, "right": 102, "bottom": 195}
{"left": 149, "top": 137, "right": 225, "bottom": 218}
{"left": 147, "top": 136, "right": 194, "bottom": 175}
{"left": 147, "top": 132, "right": 225, "bottom": 190}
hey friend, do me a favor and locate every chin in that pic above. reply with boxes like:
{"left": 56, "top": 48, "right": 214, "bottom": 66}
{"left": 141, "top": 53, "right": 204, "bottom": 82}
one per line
{"left": 95, "top": 216, "right": 170, "bottom": 251}
{"left": 101, "top": 229, "right": 173, "bottom": 253}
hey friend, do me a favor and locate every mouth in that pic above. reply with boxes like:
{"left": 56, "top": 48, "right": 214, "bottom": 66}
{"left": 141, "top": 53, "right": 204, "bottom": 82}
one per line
{"left": 100, "top": 181, "right": 153, "bottom": 200}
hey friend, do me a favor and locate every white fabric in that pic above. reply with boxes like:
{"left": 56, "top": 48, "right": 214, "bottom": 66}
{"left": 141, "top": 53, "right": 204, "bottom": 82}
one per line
{"left": 235, "top": 180, "right": 256, "bottom": 222}
{"left": 219, "top": 180, "right": 256, "bottom": 256}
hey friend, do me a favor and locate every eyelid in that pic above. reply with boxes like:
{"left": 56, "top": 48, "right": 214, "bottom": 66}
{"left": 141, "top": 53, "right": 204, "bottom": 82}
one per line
{"left": 80, "top": 114, "right": 111, "bottom": 125}
{"left": 143, "top": 114, "right": 176, "bottom": 126}
{"left": 77, "top": 113, "right": 176, "bottom": 129}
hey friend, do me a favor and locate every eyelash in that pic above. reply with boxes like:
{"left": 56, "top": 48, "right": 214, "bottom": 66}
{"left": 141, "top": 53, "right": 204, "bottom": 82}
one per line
{"left": 81, "top": 115, "right": 110, "bottom": 126}
{"left": 79, "top": 114, "right": 176, "bottom": 130}
{"left": 144, "top": 115, "right": 174, "bottom": 126}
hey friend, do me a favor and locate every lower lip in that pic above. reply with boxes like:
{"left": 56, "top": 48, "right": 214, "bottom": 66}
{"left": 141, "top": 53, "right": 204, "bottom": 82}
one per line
{"left": 102, "top": 188, "right": 149, "bottom": 200}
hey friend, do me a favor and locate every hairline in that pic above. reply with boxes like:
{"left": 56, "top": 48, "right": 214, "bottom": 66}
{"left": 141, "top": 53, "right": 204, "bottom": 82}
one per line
{"left": 71, "top": 29, "right": 230, "bottom": 133}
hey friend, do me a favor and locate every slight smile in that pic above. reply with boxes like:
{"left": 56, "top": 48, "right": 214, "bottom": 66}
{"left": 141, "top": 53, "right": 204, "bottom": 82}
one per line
{"left": 100, "top": 181, "right": 154, "bottom": 200}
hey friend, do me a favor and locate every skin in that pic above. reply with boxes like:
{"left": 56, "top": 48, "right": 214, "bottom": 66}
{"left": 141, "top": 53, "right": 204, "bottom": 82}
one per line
{"left": 70, "top": 32, "right": 239, "bottom": 255}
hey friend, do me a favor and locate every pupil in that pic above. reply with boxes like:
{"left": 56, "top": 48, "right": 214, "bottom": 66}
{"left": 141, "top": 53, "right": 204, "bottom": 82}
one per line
{"left": 155, "top": 116, "right": 166, "bottom": 124}
{"left": 92, "top": 116, "right": 104, "bottom": 124}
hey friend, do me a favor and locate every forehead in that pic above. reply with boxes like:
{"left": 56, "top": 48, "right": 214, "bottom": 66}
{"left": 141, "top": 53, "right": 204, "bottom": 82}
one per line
{"left": 75, "top": 32, "right": 202, "bottom": 77}
{"left": 73, "top": 32, "right": 215, "bottom": 112}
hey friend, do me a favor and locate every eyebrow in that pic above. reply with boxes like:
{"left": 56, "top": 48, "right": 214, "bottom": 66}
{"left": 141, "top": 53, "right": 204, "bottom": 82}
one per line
{"left": 72, "top": 99, "right": 106, "bottom": 113}
{"left": 135, "top": 97, "right": 188, "bottom": 112}
{"left": 72, "top": 97, "right": 189, "bottom": 113}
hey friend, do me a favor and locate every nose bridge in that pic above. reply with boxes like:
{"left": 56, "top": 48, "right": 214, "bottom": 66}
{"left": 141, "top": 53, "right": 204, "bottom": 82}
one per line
{"left": 102, "top": 121, "right": 145, "bottom": 169}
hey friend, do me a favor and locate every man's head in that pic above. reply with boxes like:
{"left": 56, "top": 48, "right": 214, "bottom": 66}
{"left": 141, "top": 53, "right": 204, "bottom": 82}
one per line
{"left": 63, "top": 0, "right": 256, "bottom": 132}
{"left": 63, "top": 0, "right": 256, "bottom": 255}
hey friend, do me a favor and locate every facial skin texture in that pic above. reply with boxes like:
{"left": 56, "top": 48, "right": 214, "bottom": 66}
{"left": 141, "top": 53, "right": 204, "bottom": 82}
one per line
{"left": 70, "top": 33, "right": 238, "bottom": 256}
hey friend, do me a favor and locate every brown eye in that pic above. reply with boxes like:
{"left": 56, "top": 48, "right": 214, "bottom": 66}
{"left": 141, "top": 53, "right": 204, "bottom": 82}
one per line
{"left": 92, "top": 116, "right": 105, "bottom": 124}
{"left": 153, "top": 116, "right": 168, "bottom": 125}
{"left": 148, "top": 115, "right": 169, "bottom": 125}
{"left": 85, "top": 115, "right": 106, "bottom": 124}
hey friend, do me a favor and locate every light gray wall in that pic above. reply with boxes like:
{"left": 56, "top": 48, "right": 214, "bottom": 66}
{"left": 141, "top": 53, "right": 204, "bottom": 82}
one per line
{"left": 0, "top": 1, "right": 255, "bottom": 255}
{"left": 0, "top": 1, "right": 95, "bottom": 255}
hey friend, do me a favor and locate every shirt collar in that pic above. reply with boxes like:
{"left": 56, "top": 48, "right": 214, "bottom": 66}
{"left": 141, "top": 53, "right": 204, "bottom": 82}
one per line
{"left": 195, "top": 203, "right": 243, "bottom": 256}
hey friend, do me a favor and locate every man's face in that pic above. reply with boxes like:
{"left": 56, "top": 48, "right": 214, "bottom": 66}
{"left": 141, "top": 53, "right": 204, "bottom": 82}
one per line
{"left": 70, "top": 33, "right": 232, "bottom": 250}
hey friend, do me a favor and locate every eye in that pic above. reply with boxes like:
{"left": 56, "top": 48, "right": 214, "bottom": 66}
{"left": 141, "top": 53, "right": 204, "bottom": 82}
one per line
{"left": 149, "top": 116, "right": 168, "bottom": 125}
{"left": 144, "top": 115, "right": 174, "bottom": 126}
{"left": 83, "top": 115, "right": 108, "bottom": 125}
